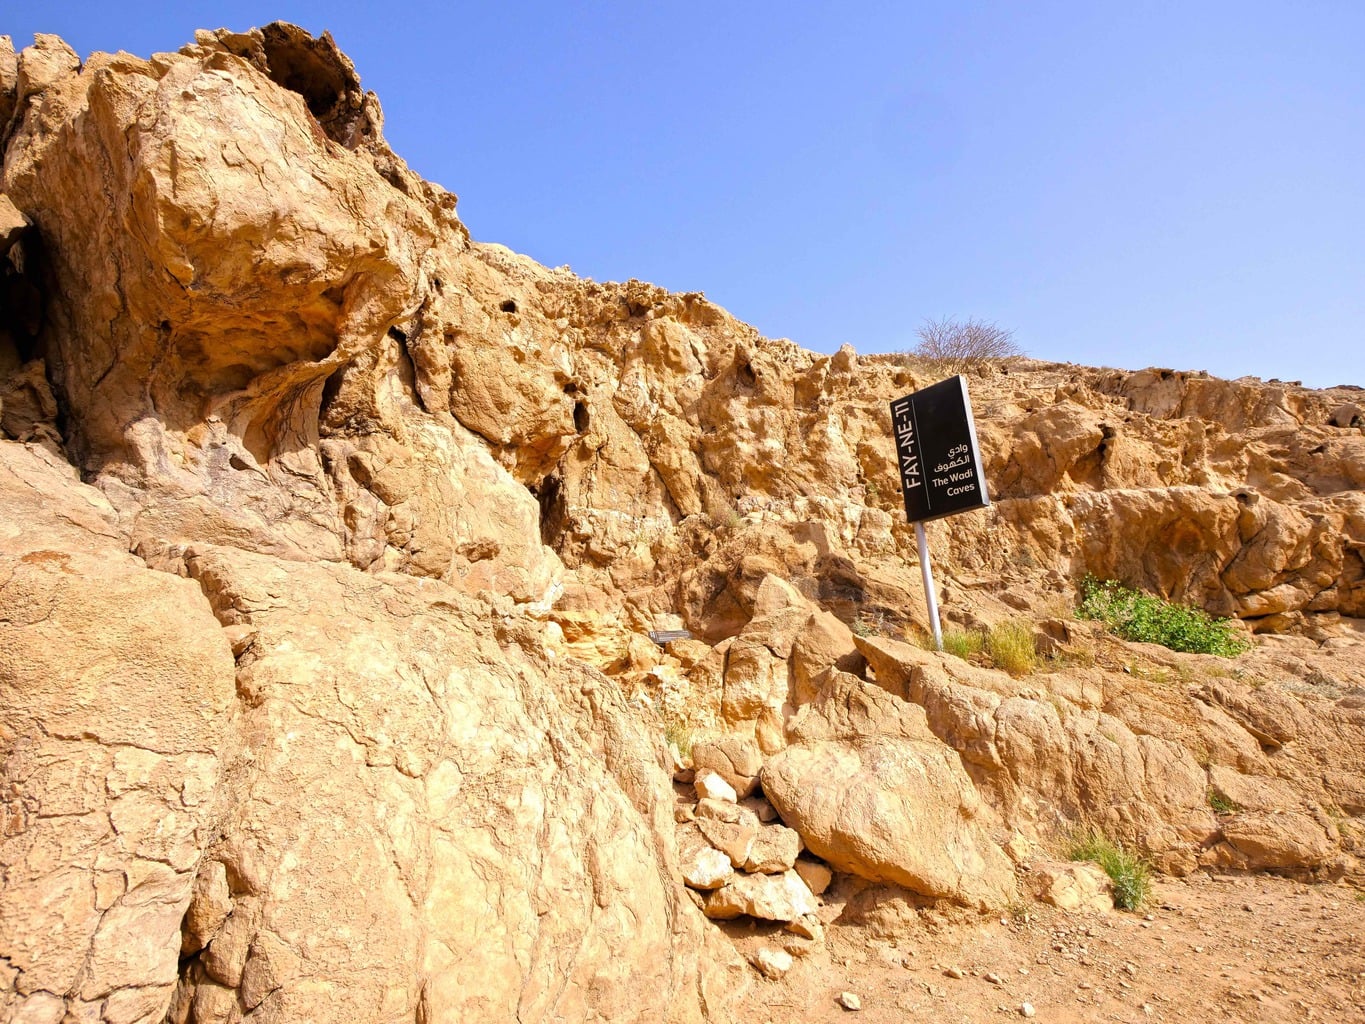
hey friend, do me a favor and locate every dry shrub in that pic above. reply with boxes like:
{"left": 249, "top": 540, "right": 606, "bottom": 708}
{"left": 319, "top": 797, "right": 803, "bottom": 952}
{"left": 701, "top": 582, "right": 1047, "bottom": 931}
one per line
{"left": 906, "top": 317, "right": 1022, "bottom": 375}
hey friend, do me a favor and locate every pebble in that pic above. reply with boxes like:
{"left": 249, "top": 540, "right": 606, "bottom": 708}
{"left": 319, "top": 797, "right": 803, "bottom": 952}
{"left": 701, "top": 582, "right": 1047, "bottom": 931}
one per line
{"left": 985, "top": 972, "right": 1004, "bottom": 985}
{"left": 750, "top": 948, "right": 794, "bottom": 980}
{"left": 944, "top": 966, "right": 965, "bottom": 979}
{"left": 838, "top": 992, "right": 861, "bottom": 1011}
{"left": 1020, "top": 1002, "right": 1036, "bottom": 1018}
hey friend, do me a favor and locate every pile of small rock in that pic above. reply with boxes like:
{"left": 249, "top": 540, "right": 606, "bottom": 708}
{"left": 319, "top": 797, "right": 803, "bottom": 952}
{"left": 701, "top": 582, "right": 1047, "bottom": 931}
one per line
{"left": 672, "top": 735, "right": 831, "bottom": 955}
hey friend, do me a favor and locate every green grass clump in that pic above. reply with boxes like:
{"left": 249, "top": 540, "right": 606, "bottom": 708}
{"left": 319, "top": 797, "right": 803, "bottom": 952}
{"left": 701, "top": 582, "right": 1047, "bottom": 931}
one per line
{"left": 852, "top": 609, "right": 892, "bottom": 638}
{"left": 985, "top": 621, "right": 1038, "bottom": 676}
{"left": 941, "top": 628, "right": 985, "bottom": 660}
{"left": 1068, "top": 828, "right": 1153, "bottom": 911}
{"left": 1077, "top": 577, "right": 1251, "bottom": 657}
{"left": 927, "top": 623, "right": 1037, "bottom": 675}
{"left": 1207, "top": 789, "right": 1240, "bottom": 815}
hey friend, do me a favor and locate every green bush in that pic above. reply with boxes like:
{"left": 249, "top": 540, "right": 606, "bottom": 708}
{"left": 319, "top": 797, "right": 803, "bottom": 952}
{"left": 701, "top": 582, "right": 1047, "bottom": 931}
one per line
{"left": 1077, "top": 577, "right": 1250, "bottom": 657}
{"left": 1068, "top": 828, "right": 1152, "bottom": 911}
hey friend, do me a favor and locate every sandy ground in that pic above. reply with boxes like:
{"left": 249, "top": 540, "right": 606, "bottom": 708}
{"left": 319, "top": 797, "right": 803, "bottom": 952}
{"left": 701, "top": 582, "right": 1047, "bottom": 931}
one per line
{"left": 725, "top": 872, "right": 1365, "bottom": 1023}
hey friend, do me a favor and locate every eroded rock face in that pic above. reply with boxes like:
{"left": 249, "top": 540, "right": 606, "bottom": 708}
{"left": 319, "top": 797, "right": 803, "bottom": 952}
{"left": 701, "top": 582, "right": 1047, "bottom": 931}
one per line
{"left": 0, "top": 444, "right": 235, "bottom": 1023}
{"left": 855, "top": 635, "right": 1216, "bottom": 860}
{"left": 2, "top": 25, "right": 553, "bottom": 601}
{"left": 5, "top": 23, "right": 1363, "bottom": 638}
{"left": 2, "top": 18, "right": 1364, "bottom": 1024}
{"left": 162, "top": 544, "right": 731, "bottom": 1023}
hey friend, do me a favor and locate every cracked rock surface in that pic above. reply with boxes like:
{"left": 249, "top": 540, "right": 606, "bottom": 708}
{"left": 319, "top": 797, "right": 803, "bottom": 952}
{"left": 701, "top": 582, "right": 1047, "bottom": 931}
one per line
{"left": 1, "top": 19, "right": 1364, "bottom": 1024}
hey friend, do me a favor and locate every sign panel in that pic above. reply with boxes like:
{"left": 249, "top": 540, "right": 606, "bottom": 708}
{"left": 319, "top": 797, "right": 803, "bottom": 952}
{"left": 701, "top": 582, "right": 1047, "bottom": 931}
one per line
{"left": 889, "top": 375, "right": 989, "bottom": 523}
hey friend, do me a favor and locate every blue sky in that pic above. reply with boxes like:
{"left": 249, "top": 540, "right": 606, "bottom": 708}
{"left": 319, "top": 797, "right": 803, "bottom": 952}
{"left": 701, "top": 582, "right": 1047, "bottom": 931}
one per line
{"left": 11, "top": 3, "right": 1364, "bottom": 387}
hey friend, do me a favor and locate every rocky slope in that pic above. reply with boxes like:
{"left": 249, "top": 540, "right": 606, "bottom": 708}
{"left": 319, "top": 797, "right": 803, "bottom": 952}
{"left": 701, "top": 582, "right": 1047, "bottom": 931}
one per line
{"left": 1, "top": 24, "right": 1363, "bottom": 1024}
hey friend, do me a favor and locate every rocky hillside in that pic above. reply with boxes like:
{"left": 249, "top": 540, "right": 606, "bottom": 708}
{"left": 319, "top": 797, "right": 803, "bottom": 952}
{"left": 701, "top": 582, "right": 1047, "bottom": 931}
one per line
{"left": 2, "top": 24, "right": 1363, "bottom": 1024}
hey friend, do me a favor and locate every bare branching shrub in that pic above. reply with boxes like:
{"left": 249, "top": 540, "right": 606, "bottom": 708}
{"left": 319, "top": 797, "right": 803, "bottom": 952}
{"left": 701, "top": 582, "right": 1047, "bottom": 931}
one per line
{"left": 908, "top": 317, "right": 1022, "bottom": 374}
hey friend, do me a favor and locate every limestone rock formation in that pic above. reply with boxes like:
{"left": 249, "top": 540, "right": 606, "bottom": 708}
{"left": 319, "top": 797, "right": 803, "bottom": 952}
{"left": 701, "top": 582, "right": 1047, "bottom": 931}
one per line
{"left": 0, "top": 445, "right": 235, "bottom": 1024}
{"left": 760, "top": 736, "right": 1018, "bottom": 909}
{"left": 2, "top": 19, "right": 1364, "bottom": 1024}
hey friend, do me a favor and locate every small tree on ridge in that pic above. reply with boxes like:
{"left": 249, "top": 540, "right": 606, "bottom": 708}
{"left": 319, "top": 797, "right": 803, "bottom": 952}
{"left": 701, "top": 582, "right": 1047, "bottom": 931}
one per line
{"left": 911, "top": 317, "right": 1021, "bottom": 374}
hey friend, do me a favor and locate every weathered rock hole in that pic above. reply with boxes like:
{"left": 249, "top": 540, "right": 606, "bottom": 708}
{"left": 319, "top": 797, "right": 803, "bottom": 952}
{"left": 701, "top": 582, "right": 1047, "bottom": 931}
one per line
{"left": 530, "top": 474, "right": 567, "bottom": 548}
{"left": 258, "top": 24, "right": 360, "bottom": 145}
{"left": 2, "top": 232, "right": 45, "bottom": 361}
{"left": 737, "top": 361, "right": 758, "bottom": 389}
{"left": 573, "top": 401, "right": 590, "bottom": 433}
{"left": 319, "top": 364, "right": 347, "bottom": 426}
{"left": 1090, "top": 422, "right": 1117, "bottom": 469}
{"left": 499, "top": 299, "right": 518, "bottom": 314}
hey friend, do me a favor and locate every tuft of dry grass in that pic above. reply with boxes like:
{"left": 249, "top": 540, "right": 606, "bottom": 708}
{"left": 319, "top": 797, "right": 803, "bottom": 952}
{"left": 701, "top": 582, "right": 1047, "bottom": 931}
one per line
{"left": 921, "top": 621, "right": 1038, "bottom": 676}
{"left": 986, "top": 621, "right": 1038, "bottom": 676}
{"left": 940, "top": 628, "right": 985, "bottom": 660}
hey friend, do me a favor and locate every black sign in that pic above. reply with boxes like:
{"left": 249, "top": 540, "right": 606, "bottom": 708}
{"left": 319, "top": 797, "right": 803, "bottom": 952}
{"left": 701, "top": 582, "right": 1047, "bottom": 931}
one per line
{"left": 889, "top": 375, "right": 989, "bottom": 523}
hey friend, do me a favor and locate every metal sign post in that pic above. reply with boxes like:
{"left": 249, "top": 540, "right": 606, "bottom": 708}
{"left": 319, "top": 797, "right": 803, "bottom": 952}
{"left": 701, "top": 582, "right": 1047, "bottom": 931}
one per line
{"left": 915, "top": 521, "right": 942, "bottom": 650}
{"left": 890, "top": 375, "right": 990, "bottom": 651}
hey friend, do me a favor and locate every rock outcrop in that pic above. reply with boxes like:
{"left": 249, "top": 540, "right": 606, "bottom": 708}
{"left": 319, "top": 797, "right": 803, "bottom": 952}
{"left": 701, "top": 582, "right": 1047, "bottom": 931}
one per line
{"left": 0, "top": 445, "right": 235, "bottom": 1024}
{"left": 2, "top": 20, "right": 1364, "bottom": 1024}
{"left": 761, "top": 736, "right": 1018, "bottom": 909}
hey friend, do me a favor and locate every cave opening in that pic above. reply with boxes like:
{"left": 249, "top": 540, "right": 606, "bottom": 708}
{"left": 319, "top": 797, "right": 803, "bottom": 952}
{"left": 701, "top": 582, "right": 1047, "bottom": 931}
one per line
{"left": 529, "top": 474, "right": 567, "bottom": 548}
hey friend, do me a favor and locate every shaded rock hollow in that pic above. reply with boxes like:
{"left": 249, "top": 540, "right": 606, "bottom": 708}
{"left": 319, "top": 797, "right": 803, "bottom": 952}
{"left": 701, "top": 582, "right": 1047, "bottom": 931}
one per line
{"left": 1, "top": 22, "right": 1364, "bottom": 1024}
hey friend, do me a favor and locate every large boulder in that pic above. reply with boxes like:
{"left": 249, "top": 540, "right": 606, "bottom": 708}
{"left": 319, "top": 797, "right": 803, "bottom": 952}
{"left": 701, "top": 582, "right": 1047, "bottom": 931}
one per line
{"left": 760, "top": 736, "right": 1016, "bottom": 909}
{"left": 856, "top": 635, "right": 1217, "bottom": 860}
{"left": 691, "top": 734, "right": 764, "bottom": 798}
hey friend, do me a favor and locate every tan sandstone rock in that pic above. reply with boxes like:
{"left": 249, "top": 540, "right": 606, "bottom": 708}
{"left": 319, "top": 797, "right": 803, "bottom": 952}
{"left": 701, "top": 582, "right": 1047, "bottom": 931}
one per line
{"left": 793, "top": 857, "right": 834, "bottom": 896}
{"left": 683, "top": 847, "right": 736, "bottom": 891}
{"left": 744, "top": 825, "right": 805, "bottom": 874}
{"left": 0, "top": 443, "right": 235, "bottom": 1023}
{"left": 697, "top": 817, "right": 760, "bottom": 869}
{"left": 692, "top": 733, "right": 765, "bottom": 799}
{"left": 750, "top": 947, "right": 794, "bottom": 980}
{"left": 1032, "top": 862, "right": 1115, "bottom": 913}
{"left": 760, "top": 737, "right": 1017, "bottom": 909}
{"left": 3, "top": 16, "right": 1365, "bottom": 1024}
{"left": 696, "top": 771, "right": 740, "bottom": 804}
{"left": 704, "top": 870, "right": 819, "bottom": 923}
